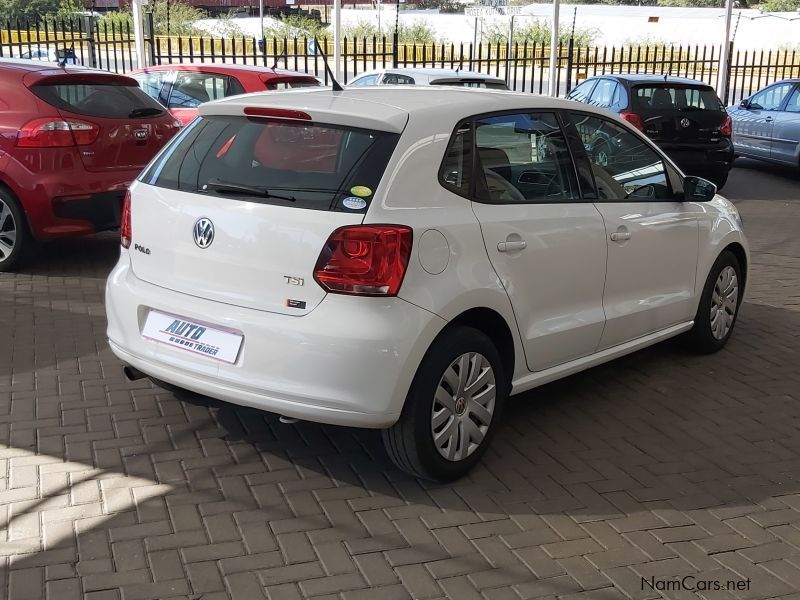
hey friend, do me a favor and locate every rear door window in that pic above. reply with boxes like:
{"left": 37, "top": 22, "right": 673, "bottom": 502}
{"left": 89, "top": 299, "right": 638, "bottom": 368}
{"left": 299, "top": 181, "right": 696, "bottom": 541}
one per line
{"left": 785, "top": 87, "right": 800, "bottom": 113}
{"left": 472, "top": 112, "right": 578, "bottom": 203}
{"left": 382, "top": 74, "right": 415, "bottom": 85}
{"left": 588, "top": 79, "right": 618, "bottom": 107}
{"left": 31, "top": 81, "right": 166, "bottom": 118}
{"left": 142, "top": 116, "right": 399, "bottom": 212}
{"left": 168, "top": 72, "right": 245, "bottom": 109}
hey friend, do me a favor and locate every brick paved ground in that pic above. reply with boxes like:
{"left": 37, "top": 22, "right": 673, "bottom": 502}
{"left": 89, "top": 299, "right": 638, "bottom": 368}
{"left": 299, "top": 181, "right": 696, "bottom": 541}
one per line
{"left": 1, "top": 159, "right": 799, "bottom": 600}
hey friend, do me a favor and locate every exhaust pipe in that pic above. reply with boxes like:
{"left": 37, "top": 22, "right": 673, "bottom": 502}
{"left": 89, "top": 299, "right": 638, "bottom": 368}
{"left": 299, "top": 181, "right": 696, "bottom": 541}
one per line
{"left": 279, "top": 415, "right": 300, "bottom": 424}
{"left": 123, "top": 365, "right": 147, "bottom": 381}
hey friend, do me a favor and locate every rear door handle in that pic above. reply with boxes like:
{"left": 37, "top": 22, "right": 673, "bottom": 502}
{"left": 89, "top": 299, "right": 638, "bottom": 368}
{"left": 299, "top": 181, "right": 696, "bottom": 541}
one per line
{"left": 610, "top": 232, "right": 631, "bottom": 242}
{"left": 497, "top": 240, "right": 527, "bottom": 252}
{"left": 765, "top": 116, "right": 774, "bottom": 122}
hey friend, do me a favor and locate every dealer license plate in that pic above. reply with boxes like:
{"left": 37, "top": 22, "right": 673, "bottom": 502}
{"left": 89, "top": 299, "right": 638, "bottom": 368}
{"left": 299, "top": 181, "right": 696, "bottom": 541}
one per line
{"left": 142, "top": 310, "right": 243, "bottom": 364}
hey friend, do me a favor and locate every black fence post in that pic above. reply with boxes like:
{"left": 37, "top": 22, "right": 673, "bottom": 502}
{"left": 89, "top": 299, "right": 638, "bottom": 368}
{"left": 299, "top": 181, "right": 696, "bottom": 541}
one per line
{"left": 565, "top": 36, "right": 574, "bottom": 93}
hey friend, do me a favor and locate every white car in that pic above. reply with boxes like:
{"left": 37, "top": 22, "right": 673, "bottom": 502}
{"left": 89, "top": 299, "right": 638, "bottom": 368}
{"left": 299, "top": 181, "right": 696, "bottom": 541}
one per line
{"left": 106, "top": 87, "right": 748, "bottom": 481}
{"left": 347, "top": 67, "right": 508, "bottom": 90}
{"left": 19, "top": 47, "right": 79, "bottom": 64}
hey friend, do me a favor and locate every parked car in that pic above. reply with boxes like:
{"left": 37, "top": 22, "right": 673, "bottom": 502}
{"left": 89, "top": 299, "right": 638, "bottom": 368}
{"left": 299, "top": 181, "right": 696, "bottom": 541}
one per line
{"left": 0, "top": 59, "right": 181, "bottom": 271}
{"left": 567, "top": 75, "right": 734, "bottom": 188}
{"left": 728, "top": 79, "right": 800, "bottom": 168}
{"left": 107, "top": 86, "right": 748, "bottom": 481}
{"left": 347, "top": 67, "right": 509, "bottom": 90}
{"left": 19, "top": 47, "right": 79, "bottom": 65}
{"left": 130, "top": 63, "right": 321, "bottom": 125}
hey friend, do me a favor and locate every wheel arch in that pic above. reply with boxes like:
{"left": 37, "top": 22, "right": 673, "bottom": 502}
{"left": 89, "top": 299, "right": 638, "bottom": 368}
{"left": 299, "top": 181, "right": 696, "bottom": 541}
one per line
{"left": 722, "top": 241, "right": 748, "bottom": 293}
{"left": 442, "top": 307, "right": 516, "bottom": 392}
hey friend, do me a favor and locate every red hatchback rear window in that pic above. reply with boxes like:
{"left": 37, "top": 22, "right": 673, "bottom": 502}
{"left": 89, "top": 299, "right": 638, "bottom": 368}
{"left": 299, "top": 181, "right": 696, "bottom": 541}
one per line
{"left": 31, "top": 82, "right": 166, "bottom": 119}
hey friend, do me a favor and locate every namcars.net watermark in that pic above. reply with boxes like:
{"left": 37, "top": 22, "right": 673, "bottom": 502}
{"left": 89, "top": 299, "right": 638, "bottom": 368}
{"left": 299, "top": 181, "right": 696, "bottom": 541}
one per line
{"left": 642, "top": 575, "right": 751, "bottom": 593}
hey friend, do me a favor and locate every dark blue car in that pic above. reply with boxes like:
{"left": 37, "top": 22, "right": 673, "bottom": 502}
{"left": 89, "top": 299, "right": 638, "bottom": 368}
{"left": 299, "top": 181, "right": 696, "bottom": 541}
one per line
{"left": 567, "top": 74, "right": 734, "bottom": 189}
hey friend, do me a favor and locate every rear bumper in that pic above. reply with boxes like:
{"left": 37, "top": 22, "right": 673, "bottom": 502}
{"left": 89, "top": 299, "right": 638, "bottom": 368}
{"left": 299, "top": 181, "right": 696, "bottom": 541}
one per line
{"left": 657, "top": 140, "right": 734, "bottom": 173}
{"left": 106, "top": 254, "right": 447, "bottom": 428}
{"left": 1, "top": 154, "right": 137, "bottom": 240}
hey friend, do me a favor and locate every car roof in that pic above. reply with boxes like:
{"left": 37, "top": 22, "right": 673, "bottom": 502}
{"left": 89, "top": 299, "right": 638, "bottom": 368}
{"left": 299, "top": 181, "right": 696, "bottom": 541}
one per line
{"left": 0, "top": 58, "right": 136, "bottom": 82}
{"left": 199, "top": 85, "right": 610, "bottom": 132}
{"left": 354, "top": 67, "right": 505, "bottom": 82}
{"left": 588, "top": 73, "right": 714, "bottom": 87}
{"left": 133, "top": 63, "right": 314, "bottom": 79}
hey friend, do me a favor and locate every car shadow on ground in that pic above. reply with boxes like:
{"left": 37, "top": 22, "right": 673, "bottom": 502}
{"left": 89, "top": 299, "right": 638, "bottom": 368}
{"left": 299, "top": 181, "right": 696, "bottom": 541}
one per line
{"left": 2, "top": 234, "right": 799, "bottom": 596}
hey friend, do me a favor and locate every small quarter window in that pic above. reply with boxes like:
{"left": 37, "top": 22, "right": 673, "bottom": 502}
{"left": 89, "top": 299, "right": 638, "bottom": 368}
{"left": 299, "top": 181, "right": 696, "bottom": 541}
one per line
{"left": 439, "top": 120, "right": 472, "bottom": 196}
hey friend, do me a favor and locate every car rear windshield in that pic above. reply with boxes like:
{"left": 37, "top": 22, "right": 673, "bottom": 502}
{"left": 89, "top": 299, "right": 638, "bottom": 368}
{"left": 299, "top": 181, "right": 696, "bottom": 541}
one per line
{"left": 141, "top": 115, "right": 400, "bottom": 212}
{"left": 31, "top": 82, "right": 166, "bottom": 119}
{"left": 632, "top": 84, "right": 725, "bottom": 113}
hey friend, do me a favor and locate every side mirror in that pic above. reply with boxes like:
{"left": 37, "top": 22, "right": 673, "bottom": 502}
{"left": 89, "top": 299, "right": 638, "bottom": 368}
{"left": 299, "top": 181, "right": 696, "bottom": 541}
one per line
{"left": 739, "top": 99, "right": 750, "bottom": 109}
{"left": 683, "top": 176, "right": 717, "bottom": 202}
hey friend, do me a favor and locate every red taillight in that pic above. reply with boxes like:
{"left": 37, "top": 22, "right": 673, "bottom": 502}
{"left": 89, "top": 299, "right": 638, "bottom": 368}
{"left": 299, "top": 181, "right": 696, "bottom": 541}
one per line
{"left": 120, "top": 190, "right": 132, "bottom": 249}
{"left": 16, "top": 117, "right": 99, "bottom": 148}
{"left": 314, "top": 225, "right": 413, "bottom": 296}
{"left": 620, "top": 112, "right": 645, "bottom": 132}
{"left": 243, "top": 107, "right": 312, "bottom": 120}
{"left": 719, "top": 114, "right": 733, "bottom": 137}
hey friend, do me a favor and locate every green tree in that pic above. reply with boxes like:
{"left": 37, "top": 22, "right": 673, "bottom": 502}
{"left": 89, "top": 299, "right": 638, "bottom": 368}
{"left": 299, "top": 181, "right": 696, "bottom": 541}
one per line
{"left": 98, "top": 0, "right": 206, "bottom": 36}
{"left": 0, "top": 0, "right": 61, "bottom": 21}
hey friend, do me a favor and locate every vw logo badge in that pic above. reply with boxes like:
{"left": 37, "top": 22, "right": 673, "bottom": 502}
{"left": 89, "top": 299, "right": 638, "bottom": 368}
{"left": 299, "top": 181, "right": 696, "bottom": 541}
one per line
{"left": 193, "top": 218, "right": 215, "bottom": 249}
{"left": 680, "top": 118, "right": 691, "bottom": 129}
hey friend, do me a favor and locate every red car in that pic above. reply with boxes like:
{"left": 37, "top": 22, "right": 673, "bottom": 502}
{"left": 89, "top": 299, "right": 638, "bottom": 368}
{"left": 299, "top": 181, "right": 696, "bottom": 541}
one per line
{"left": 130, "top": 64, "right": 321, "bottom": 125}
{"left": 0, "top": 60, "right": 181, "bottom": 271}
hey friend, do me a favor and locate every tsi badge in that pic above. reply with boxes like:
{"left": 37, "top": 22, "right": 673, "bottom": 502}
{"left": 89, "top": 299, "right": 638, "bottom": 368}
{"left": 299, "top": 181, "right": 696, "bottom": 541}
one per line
{"left": 283, "top": 275, "right": 304, "bottom": 286}
{"left": 193, "top": 218, "right": 215, "bottom": 249}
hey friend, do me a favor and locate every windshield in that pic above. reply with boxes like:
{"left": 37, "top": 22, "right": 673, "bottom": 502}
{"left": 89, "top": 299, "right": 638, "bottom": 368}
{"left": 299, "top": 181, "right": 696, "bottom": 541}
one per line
{"left": 431, "top": 79, "right": 509, "bottom": 90}
{"left": 141, "top": 115, "right": 399, "bottom": 212}
{"left": 632, "top": 84, "right": 725, "bottom": 113}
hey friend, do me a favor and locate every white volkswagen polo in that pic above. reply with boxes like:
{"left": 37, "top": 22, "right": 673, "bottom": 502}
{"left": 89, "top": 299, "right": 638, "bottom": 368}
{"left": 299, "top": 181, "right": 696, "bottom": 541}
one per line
{"left": 106, "top": 87, "right": 748, "bottom": 481}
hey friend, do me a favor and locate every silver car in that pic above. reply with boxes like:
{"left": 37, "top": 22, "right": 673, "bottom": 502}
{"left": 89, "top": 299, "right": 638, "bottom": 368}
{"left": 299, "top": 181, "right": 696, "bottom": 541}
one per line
{"left": 728, "top": 79, "right": 800, "bottom": 168}
{"left": 347, "top": 67, "right": 508, "bottom": 90}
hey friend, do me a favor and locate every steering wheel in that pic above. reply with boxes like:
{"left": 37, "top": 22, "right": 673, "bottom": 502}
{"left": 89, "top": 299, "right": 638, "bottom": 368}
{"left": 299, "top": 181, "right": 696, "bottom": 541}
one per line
{"left": 624, "top": 184, "right": 657, "bottom": 200}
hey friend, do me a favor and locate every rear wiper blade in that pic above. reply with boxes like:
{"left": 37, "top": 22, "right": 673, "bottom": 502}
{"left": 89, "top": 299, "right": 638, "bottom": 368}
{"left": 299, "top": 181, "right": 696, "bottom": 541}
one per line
{"left": 201, "top": 179, "right": 296, "bottom": 202}
{"left": 129, "top": 107, "right": 164, "bottom": 118}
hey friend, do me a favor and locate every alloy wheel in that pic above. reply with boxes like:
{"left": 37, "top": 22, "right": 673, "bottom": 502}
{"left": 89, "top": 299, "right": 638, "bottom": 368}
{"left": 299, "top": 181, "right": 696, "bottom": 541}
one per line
{"left": 710, "top": 265, "right": 738, "bottom": 340}
{"left": 431, "top": 352, "right": 496, "bottom": 462}
{"left": 0, "top": 198, "right": 17, "bottom": 262}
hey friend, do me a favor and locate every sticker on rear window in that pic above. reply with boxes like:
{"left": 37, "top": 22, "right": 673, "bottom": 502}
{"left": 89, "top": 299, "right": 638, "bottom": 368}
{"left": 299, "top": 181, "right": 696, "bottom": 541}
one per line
{"left": 342, "top": 197, "right": 367, "bottom": 210}
{"left": 350, "top": 185, "right": 372, "bottom": 197}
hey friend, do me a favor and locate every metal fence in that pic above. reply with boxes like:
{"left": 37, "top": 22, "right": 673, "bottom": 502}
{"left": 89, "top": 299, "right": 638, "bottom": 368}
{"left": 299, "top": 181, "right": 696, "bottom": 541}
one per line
{"left": 3, "top": 17, "right": 800, "bottom": 104}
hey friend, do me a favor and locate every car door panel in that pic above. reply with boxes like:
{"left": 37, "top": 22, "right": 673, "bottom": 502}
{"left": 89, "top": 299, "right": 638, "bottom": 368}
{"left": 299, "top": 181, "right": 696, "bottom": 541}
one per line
{"left": 565, "top": 112, "right": 699, "bottom": 349}
{"left": 732, "top": 82, "right": 794, "bottom": 159}
{"left": 770, "top": 85, "right": 800, "bottom": 164}
{"left": 473, "top": 202, "right": 608, "bottom": 371}
{"left": 467, "top": 111, "right": 608, "bottom": 372}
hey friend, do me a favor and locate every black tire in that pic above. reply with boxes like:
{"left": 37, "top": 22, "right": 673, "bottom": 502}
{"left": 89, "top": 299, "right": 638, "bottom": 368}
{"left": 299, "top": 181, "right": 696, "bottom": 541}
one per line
{"left": 684, "top": 250, "right": 742, "bottom": 354}
{"left": 0, "top": 186, "right": 31, "bottom": 273}
{"left": 382, "top": 326, "right": 507, "bottom": 481}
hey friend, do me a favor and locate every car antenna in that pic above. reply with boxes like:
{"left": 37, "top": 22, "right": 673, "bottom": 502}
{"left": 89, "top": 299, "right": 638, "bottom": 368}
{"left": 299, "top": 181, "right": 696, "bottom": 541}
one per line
{"left": 313, "top": 37, "right": 343, "bottom": 92}
{"left": 270, "top": 46, "right": 288, "bottom": 70}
